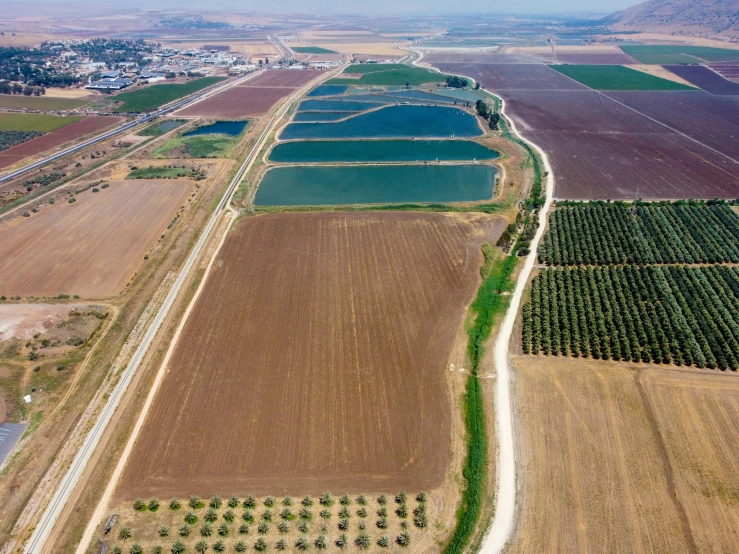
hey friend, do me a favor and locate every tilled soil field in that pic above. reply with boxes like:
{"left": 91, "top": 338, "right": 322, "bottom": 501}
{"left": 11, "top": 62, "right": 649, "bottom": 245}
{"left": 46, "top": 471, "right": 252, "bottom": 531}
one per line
{"left": 434, "top": 63, "right": 587, "bottom": 90}
{"left": 0, "top": 180, "right": 190, "bottom": 298}
{"left": 431, "top": 59, "right": 739, "bottom": 199}
{"left": 177, "top": 86, "right": 299, "bottom": 118}
{"left": 116, "top": 211, "right": 503, "bottom": 500}
{"left": 244, "top": 69, "right": 323, "bottom": 88}
{"left": 662, "top": 64, "right": 739, "bottom": 95}
{"left": 502, "top": 90, "right": 739, "bottom": 199}
{"left": 0, "top": 116, "right": 121, "bottom": 169}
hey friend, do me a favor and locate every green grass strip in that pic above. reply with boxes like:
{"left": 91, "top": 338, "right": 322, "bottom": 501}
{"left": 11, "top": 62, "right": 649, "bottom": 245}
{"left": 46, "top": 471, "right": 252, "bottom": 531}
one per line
{"left": 446, "top": 240, "right": 520, "bottom": 554}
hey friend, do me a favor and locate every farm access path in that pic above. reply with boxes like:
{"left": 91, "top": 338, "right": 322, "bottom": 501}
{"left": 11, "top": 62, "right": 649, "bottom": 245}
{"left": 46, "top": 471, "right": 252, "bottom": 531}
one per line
{"left": 0, "top": 69, "right": 266, "bottom": 186}
{"left": 21, "top": 63, "right": 343, "bottom": 554}
{"left": 411, "top": 50, "right": 555, "bottom": 553}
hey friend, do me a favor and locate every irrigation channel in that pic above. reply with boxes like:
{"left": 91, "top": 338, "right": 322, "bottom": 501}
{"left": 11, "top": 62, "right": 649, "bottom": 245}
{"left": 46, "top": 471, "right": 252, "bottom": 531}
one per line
{"left": 408, "top": 51, "right": 555, "bottom": 553}
{"left": 21, "top": 78, "right": 308, "bottom": 554}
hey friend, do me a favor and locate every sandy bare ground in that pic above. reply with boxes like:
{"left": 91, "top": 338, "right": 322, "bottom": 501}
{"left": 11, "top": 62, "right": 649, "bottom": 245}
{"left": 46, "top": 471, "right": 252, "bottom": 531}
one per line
{"left": 0, "top": 304, "right": 85, "bottom": 341}
{"left": 630, "top": 64, "right": 698, "bottom": 86}
{"left": 43, "top": 88, "right": 93, "bottom": 99}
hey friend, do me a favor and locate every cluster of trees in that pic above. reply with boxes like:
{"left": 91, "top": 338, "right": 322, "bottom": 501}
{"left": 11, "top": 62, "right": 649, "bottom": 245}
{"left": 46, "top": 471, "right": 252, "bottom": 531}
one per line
{"left": 539, "top": 201, "right": 739, "bottom": 266}
{"left": 445, "top": 75, "right": 468, "bottom": 88}
{"left": 64, "top": 38, "right": 153, "bottom": 67}
{"left": 0, "top": 82, "right": 46, "bottom": 96}
{"left": 0, "top": 47, "right": 80, "bottom": 87}
{"left": 522, "top": 265, "right": 739, "bottom": 370}
{"left": 115, "top": 492, "right": 426, "bottom": 552}
{"left": 474, "top": 99, "right": 500, "bottom": 130}
{"left": 0, "top": 130, "right": 42, "bottom": 152}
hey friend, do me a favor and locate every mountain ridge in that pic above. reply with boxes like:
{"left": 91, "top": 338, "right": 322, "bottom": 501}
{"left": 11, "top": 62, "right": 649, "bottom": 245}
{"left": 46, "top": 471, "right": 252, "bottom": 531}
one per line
{"left": 604, "top": 0, "right": 739, "bottom": 41}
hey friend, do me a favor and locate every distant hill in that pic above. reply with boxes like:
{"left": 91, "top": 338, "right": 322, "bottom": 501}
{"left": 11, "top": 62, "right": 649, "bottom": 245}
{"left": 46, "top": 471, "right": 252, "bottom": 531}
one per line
{"left": 604, "top": 0, "right": 739, "bottom": 41}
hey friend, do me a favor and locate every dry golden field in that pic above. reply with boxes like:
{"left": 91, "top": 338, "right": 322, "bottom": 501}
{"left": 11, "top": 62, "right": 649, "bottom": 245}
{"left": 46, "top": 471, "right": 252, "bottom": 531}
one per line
{"left": 0, "top": 180, "right": 190, "bottom": 298}
{"left": 509, "top": 355, "right": 739, "bottom": 553}
{"left": 642, "top": 369, "right": 739, "bottom": 553}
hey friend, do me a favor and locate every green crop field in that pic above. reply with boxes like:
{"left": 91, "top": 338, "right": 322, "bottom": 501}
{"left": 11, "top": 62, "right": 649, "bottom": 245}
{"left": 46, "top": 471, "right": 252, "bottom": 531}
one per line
{"left": 291, "top": 45, "right": 337, "bottom": 54}
{"left": 154, "top": 134, "right": 240, "bottom": 158}
{"left": 328, "top": 64, "right": 448, "bottom": 86}
{"left": 550, "top": 65, "right": 694, "bottom": 90}
{"left": 620, "top": 45, "right": 739, "bottom": 64}
{"left": 0, "top": 113, "right": 83, "bottom": 132}
{"left": 111, "top": 77, "right": 225, "bottom": 113}
{"left": 0, "top": 94, "right": 90, "bottom": 111}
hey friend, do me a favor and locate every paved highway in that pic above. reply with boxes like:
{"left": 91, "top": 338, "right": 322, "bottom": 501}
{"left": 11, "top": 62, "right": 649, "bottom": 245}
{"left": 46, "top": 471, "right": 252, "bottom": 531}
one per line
{"left": 22, "top": 92, "right": 282, "bottom": 554}
{"left": 0, "top": 71, "right": 261, "bottom": 185}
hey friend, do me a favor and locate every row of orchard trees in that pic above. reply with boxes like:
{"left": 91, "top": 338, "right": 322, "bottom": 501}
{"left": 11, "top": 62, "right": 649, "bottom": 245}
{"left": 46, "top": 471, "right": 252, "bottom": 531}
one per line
{"left": 538, "top": 201, "right": 739, "bottom": 266}
{"left": 521, "top": 265, "right": 739, "bottom": 370}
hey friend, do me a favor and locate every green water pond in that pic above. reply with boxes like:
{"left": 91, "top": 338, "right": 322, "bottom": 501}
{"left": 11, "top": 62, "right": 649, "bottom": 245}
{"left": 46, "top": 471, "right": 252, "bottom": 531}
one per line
{"left": 254, "top": 164, "right": 497, "bottom": 206}
{"left": 280, "top": 105, "right": 483, "bottom": 140}
{"left": 269, "top": 140, "right": 499, "bottom": 163}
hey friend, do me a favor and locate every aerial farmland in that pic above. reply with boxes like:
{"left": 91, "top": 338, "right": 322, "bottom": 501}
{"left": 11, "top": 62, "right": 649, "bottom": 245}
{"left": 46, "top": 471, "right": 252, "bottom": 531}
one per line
{"left": 2, "top": 7, "right": 739, "bottom": 554}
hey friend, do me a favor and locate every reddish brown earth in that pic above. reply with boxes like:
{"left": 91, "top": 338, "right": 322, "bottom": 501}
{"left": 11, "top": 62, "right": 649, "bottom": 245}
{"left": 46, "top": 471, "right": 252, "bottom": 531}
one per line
{"left": 115, "top": 211, "right": 503, "bottom": 500}
{"left": 435, "top": 63, "right": 588, "bottom": 90}
{"left": 707, "top": 62, "right": 739, "bottom": 82}
{"left": 0, "top": 180, "right": 190, "bottom": 298}
{"left": 0, "top": 116, "right": 121, "bottom": 169}
{"left": 431, "top": 59, "right": 739, "bottom": 199}
{"left": 662, "top": 64, "right": 739, "bottom": 95}
{"left": 245, "top": 69, "right": 323, "bottom": 87}
{"left": 177, "top": 70, "right": 323, "bottom": 117}
{"left": 177, "top": 86, "right": 298, "bottom": 117}
{"left": 608, "top": 91, "right": 739, "bottom": 159}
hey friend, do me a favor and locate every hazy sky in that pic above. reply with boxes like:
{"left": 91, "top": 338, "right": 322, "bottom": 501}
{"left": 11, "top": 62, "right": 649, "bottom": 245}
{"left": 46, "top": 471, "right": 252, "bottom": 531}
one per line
{"left": 30, "top": 0, "right": 643, "bottom": 16}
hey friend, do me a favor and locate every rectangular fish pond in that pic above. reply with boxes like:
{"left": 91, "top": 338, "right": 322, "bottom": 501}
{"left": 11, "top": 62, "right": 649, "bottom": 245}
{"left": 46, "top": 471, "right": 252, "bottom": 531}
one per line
{"left": 184, "top": 120, "right": 248, "bottom": 137}
{"left": 269, "top": 140, "right": 499, "bottom": 163}
{"left": 254, "top": 164, "right": 497, "bottom": 206}
{"left": 281, "top": 105, "right": 483, "bottom": 140}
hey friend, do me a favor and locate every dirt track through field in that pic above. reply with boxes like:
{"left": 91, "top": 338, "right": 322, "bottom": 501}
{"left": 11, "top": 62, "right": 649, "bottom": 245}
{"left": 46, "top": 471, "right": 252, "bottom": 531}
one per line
{"left": 115, "top": 211, "right": 503, "bottom": 499}
{"left": 0, "top": 180, "right": 190, "bottom": 298}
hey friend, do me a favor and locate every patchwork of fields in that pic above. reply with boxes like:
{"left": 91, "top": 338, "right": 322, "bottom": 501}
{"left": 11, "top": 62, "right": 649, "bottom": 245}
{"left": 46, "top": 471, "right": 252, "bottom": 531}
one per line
{"left": 429, "top": 56, "right": 739, "bottom": 199}
{"left": 116, "top": 212, "right": 502, "bottom": 498}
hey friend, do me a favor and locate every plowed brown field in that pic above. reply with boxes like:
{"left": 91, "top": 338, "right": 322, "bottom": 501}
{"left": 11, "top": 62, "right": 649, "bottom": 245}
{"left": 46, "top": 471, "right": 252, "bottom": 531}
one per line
{"left": 116, "top": 211, "right": 503, "bottom": 500}
{"left": 243, "top": 69, "right": 322, "bottom": 87}
{"left": 0, "top": 180, "right": 190, "bottom": 298}
{"left": 176, "top": 86, "right": 298, "bottom": 118}
{"left": 176, "top": 70, "right": 322, "bottom": 117}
